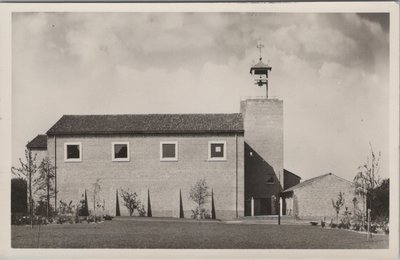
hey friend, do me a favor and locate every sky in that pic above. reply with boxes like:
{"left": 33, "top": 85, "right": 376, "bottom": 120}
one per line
{"left": 12, "top": 12, "right": 390, "bottom": 181}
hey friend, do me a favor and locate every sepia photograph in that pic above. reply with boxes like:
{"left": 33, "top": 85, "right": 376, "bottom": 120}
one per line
{"left": 1, "top": 2, "right": 399, "bottom": 259}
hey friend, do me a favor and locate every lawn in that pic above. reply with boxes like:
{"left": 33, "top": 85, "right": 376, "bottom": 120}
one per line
{"left": 11, "top": 217, "right": 388, "bottom": 249}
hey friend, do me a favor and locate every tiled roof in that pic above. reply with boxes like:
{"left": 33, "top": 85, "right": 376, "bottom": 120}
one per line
{"left": 26, "top": 135, "right": 47, "bottom": 150}
{"left": 283, "top": 173, "right": 351, "bottom": 193}
{"left": 47, "top": 114, "right": 244, "bottom": 135}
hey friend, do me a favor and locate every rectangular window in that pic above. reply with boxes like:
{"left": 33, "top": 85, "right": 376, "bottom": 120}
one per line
{"left": 208, "top": 141, "right": 226, "bottom": 161}
{"left": 64, "top": 142, "right": 82, "bottom": 162}
{"left": 112, "top": 142, "right": 130, "bottom": 161}
{"left": 160, "top": 141, "right": 178, "bottom": 161}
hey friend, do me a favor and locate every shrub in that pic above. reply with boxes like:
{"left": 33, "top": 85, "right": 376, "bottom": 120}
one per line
{"left": 191, "top": 207, "right": 211, "bottom": 219}
{"left": 310, "top": 221, "right": 318, "bottom": 226}
{"left": 352, "top": 223, "right": 361, "bottom": 231}
{"left": 137, "top": 204, "right": 146, "bottom": 217}
{"left": 103, "top": 215, "right": 113, "bottom": 221}
{"left": 120, "top": 189, "right": 144, "bottom": 216}
{"left": 384, "top": 224, "right": 389, "bottom": 235}
{"left": 11, "top": 215, "right": 30, "bottom": 225}
{"left": 55, "top": 200, "right": 77, "bottom": 224}
{"left": 34, "top": 199, "right": 56, "bottom": 218}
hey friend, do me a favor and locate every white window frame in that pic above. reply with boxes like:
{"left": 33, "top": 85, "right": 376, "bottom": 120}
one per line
{"left": 208, "top": 141, "right": 227, "bottom": 161}
{"left": 112, "top": 142, "right": 130, "bottom": 162}
{"left": 64, "top": 142, "right": 82, "bottom": 162}
{"left": 160, "top": 141, "right": 178, "bottom": 161}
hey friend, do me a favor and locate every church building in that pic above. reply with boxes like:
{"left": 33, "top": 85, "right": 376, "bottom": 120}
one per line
{"left": 26, "top": 51, "right": 301, "bottom": 219}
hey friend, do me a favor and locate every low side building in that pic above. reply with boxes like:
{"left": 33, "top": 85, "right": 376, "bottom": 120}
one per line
{"left": 283, "top": 173, "right": 359, "bottom": 220}
{"left": 26, "top": 134, "right": 48, "bottom": 164}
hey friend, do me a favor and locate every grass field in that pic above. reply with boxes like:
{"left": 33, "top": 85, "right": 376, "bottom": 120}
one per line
{"left": 11, "top": 217, "right": 388, "bottom": 249}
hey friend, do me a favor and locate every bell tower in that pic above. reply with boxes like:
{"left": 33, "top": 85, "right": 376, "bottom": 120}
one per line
{"left": 241, "top": 42, "right": 283, "bottom": 216}
{"left": 250, "top": 42, "right": 272, "bottom": 98}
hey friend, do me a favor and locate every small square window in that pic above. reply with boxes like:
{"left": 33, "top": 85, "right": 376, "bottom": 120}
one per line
{"left": 208, "top": 141, "right": 226, "bottom": 161}
{"left": 112, "top": 142, "right": 129, "bottom": 162}
{"left": 160, "top": 142, "right": 178, "bottom": 161}
{"left": 64, "top": 143, "right": 82, "bottom": 162}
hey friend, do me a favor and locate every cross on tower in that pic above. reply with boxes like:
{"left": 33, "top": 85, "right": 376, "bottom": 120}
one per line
{"left": 250, "top": 42, "right": 272, "bottom": 98}
{"left": 256, "top": 42, "right": 264, "bottom": 60}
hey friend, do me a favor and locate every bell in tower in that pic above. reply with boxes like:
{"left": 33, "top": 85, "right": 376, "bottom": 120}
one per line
{"left": 249, "top": 42, "right": 272, "bottom": 98}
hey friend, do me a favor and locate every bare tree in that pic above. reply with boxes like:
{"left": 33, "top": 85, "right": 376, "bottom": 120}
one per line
{"left": 11, "top": 149, "right": 38, "bottom": 227}
{"left": 331, "top": 192, "right": 345, "bottom": 224}
{"left": 353, "top": 143, "right": 382, "bottom": 220}
{"left": 34, "top": 157, "right": 56, "bottom": 219}
{"left": 189, "top": 178, "right": 211, "bottom": 219}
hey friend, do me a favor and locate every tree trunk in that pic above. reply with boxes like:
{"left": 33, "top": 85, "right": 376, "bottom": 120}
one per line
{"left": 28, "top": 151, "right": 33, "bottom": 228}
{"left": 46, "top": 163, "right": 50, "bottom": 219}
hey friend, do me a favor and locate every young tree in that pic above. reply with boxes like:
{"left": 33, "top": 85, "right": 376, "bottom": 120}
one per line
{"left": 120, "top": 189, "right": 141, "bottom": 216}
{"left": 34, "top": 157, "right": 56, "bottom": 219}
{"left": 11, "top": 149, "right": 39, "bottom": 226}
{"left": 189, "top": 178, "right": 211, "bottom": 219}
{"left": 353, "top": 143, "right": 382, "bottom": 221}
{"left": 331, "top": 192, "right": 345, "bottom": 224}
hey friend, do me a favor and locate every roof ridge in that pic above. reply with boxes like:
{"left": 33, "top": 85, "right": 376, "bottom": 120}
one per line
{"left": 283, "top": 173, "right": 335, "bottom": 192}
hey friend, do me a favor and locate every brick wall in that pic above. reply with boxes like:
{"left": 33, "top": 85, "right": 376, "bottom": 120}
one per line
{"left": 290, "top": 174, "right": 359, "bottom": 220}
{"left": 241, "top": 98, "right": 284, "bottom": 215}
{"left": 47, "top": 134, "right": 244, "bottom": 220}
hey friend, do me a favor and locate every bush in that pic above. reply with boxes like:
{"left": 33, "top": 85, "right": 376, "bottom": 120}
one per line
{"left": 384, "top": 224, "right": 389, "bottom": 235}
{"left": 103, "top": 215, "right": 113, "bottom": 221}
{"left": 120, "top": 189, "right": 145, "bottom": 216}
{"left": 137, "top": 204, "right": 146, "bottom": 217}
{"left": 321, "top": 221, "right": 325, "bottom": 228}
{"left": 310, "top": 221, "right": 318, "bottom": 226}
{"left": 55, "top": 200, "right": 77, "bottom": 224}
{"left": 352, "top": 223, "right": 362, "bottom": 231}
{"left": 191, "top": 207, "right": 211, "bottom": 219}
{"left": 11, "top": 214, "right": 30, "bottom": 225}
{"left": 329, "top": 223, "right": 337, "bottom": 228}
{"left": 34, "top": 199, "right": 56, "bottom": 218}
{"left": 12, "top": 214, "right": 51, "bottom": 225}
